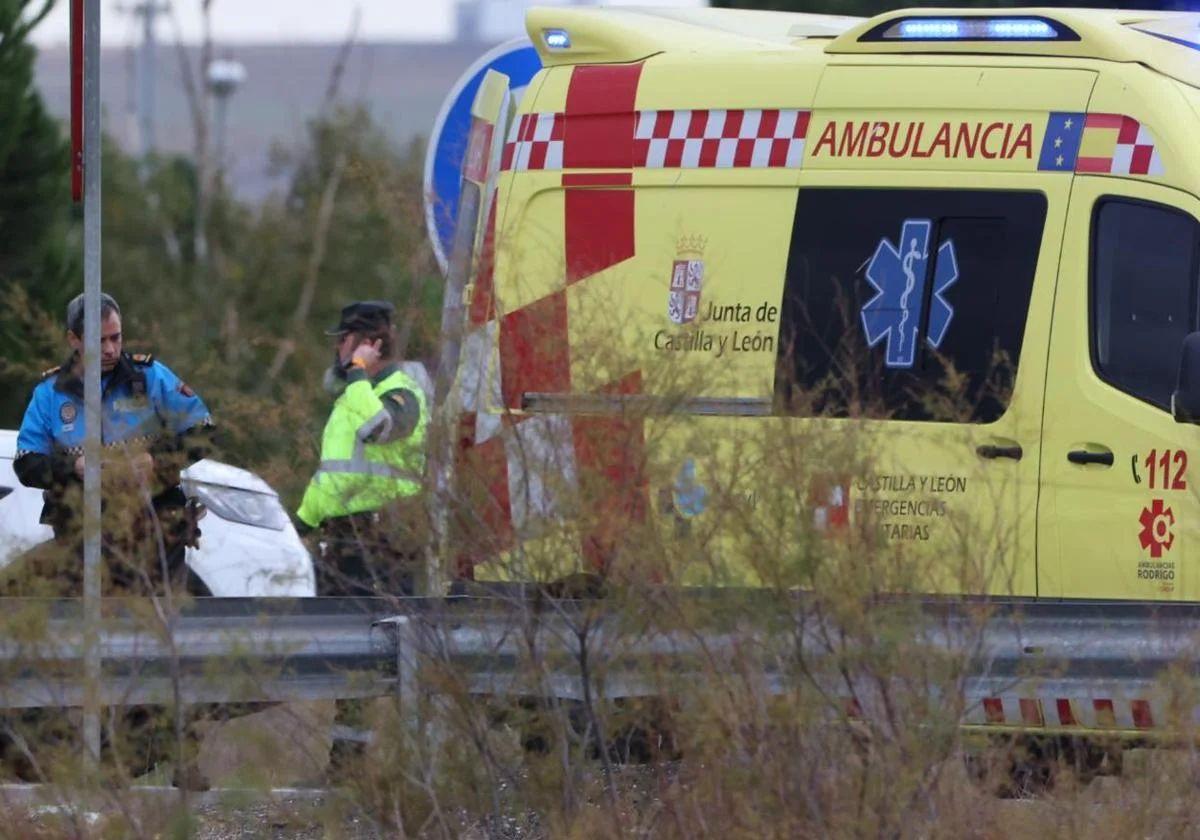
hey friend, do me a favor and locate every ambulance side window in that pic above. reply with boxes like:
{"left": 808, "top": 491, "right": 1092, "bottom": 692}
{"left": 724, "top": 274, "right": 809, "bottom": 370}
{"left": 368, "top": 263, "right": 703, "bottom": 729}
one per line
{"left": 1091, "top": 199, "right": 1200, "bottom": 411}
{"left": 775, "top": 189, "right": 1047, "bottom": 423}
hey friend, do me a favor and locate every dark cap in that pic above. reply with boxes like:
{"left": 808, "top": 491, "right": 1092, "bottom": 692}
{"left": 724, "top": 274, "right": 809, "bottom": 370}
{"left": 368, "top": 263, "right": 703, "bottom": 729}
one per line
{"left": 325, "top": 300, "right": 395, "bottom": 336}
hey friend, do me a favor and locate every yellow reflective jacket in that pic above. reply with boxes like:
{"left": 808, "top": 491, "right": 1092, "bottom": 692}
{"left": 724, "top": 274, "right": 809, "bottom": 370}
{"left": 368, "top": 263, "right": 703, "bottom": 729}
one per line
{"left": 296, "top": 365, "right": 428, "bottom": 528}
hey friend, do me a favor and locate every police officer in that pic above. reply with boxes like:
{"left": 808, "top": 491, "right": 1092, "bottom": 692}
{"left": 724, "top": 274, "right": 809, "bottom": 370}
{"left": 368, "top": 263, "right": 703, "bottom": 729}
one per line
{"left": 10, "top": 292, "right": 215, "bottom": 595}
{"left": 297, "top": 301, "right": 428, "bottom": 595}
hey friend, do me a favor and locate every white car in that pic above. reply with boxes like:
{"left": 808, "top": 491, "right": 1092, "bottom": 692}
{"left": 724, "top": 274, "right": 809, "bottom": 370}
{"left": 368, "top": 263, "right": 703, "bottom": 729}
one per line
{"left": 0, "top": 430, "right": 315, "bottom": 597}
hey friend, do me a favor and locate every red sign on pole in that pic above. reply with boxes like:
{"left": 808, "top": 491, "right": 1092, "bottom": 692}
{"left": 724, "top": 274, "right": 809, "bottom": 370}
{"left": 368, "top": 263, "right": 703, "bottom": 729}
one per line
{"left": 70, "top": 0, "right": 84, "bottom": 202}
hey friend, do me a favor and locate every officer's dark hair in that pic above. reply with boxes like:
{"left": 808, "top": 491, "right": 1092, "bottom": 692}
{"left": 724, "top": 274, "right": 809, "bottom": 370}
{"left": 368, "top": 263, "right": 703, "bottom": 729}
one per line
{"left": 66, "top": 292, "right": 121, "bottom": 338}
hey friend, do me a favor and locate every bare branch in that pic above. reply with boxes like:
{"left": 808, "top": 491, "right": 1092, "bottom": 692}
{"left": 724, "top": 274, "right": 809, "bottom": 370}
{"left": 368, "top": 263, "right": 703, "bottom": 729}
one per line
{"left": 263, "top": 151, "right": 349, "bottom": 384}
{"left": 321, "top": 5, "right": 363, "bottom": 116}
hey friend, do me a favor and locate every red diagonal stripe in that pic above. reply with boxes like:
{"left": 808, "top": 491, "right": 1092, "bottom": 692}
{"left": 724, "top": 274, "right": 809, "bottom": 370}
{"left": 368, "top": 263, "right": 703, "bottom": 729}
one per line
{"left": 654, "top": 110, "right": 673, "bottom": 139}
{"left": 664, "top": 139, "right": 685, "bottom": 168}
{"left": 1056, "top": 699, "right": 1076, "bottom": 727}
{"left": 724, "top": 109, "right": 745, "bottom": 139}
{"left": 768, "top": 138, "right": 790, "bottom": 168}
{"left": 528, "top": 140, "right": 549, "bottom": 170}
{"left": 734, "top": 138, "right": 755, "bottom": 167}
{"left": 1129, "top": 144, "right": 1153, "bottom": 175}
{"left": 520, "top": 113, "right": 537, "bottom": 142}
{"left": 633, "top": 139, "right": 651, "bottom": 166}
{"left": 983, "top": 698, "right": 1004, "bottom": 724}
{"left": 758, "top": 109, "right": 780, "bottom": 139}
{"left": 795, "top": 111, "right": 811, "bottom": 139}
{"left": 1019, "top": 698, "right": 1044, "bottom": 727}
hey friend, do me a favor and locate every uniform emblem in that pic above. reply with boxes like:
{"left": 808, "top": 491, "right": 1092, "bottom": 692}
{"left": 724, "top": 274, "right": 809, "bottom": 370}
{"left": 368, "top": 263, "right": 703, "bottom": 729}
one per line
{"left": 668, "top": 236, "right": 706, "bottom": 325}
{"left": 60, "top": 402, "right": 77, "bottom": 424}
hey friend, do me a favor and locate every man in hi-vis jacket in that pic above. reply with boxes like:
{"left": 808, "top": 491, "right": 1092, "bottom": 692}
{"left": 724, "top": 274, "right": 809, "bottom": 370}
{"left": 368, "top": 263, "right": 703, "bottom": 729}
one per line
{"left": 297, "top": 301, "right": 428, "bottom": 595}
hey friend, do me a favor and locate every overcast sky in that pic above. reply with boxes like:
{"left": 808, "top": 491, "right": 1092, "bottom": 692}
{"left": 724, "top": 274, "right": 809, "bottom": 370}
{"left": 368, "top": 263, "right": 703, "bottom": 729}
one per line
{"left": 32, "top": 0, "right": 707, "bottom": 47}
{"left": 32, "top": 0, "right": 455, "bottom": 46}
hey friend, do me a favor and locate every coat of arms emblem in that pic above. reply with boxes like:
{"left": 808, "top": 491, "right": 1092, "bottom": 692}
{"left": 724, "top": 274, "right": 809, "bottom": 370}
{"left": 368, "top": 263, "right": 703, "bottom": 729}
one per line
{"left": 668, "top": 236, "right": 706, "bottom": 325}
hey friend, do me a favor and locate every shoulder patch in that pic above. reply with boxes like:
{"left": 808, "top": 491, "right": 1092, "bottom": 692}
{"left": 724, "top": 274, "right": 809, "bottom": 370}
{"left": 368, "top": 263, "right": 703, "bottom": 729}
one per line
{"left": 39, "top": 365, "right": 61, "bottom": 381}
{"left": 130, "top": 353, "right": 154, "bottom": 366}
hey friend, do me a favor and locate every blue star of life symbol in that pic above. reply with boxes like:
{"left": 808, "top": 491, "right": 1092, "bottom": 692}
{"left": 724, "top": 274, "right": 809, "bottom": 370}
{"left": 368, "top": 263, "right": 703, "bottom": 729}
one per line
{"left": 860, "top": 218, "right": 959, "bottom": 369}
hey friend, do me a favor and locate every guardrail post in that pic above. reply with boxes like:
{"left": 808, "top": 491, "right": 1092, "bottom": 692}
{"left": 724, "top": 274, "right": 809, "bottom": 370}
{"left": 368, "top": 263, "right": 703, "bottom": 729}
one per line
{"left": 390, "top": 616, "right": 419, "bottom": 725}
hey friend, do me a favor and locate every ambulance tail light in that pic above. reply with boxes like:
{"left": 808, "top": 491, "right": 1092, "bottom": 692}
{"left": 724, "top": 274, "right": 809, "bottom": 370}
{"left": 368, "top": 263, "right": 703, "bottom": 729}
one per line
{"left": 867, "top": 16, "right": 1078, "bottom": 43}
{"left": 542, "top": 28, "right": 571, "bottom": 50}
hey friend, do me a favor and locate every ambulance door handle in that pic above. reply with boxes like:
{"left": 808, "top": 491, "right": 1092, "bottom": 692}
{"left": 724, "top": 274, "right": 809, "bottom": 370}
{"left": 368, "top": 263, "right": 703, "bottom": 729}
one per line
{"left": 1067, "top": 448, "right": 1114, "bottom": 467}
{"left": 976, "top": 442, "right": 1023, "bottom": 461}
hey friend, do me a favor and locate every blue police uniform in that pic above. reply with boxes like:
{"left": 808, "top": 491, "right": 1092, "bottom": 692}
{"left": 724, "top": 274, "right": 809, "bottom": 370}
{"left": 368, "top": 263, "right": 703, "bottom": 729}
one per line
{"left": 14, "top": 352, "right": 213, "bottom": 533}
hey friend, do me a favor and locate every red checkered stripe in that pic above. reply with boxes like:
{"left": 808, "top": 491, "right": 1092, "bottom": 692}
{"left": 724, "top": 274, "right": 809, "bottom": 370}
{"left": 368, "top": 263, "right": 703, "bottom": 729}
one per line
{"left": 635, "top": 108, "right": 810, "bottom": 169}
{"left": 501, "top": 112, "right": 565, "bottom": 172}
{"left": 965, "top": 696, "right": 1158, "bottom": 730}
{"left": 501, "top": 108, "right": 812, "bottom": 172}
{"left": 844, "top": 694, "right": 1163, "bottom": 730}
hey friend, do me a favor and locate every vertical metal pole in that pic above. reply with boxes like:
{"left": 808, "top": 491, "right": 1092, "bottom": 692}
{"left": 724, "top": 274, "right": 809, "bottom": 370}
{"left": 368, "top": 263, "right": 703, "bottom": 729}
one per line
{"left": 81, "top": 0, "right": 103, "bottom": 766}
{"left": 213, "top": 93, "right": 227, "bottom": 174}
{"left": 137, "top": 2, "right": 156, "bottom": 156}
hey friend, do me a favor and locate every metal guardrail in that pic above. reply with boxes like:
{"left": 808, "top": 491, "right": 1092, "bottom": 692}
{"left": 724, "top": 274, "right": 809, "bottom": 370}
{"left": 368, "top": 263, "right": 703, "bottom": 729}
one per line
{"left": 379, "top": 597, "right": 1200, "bottom": 732}
{"left": 0, "top": 598, "right": 398, "bottom": 708}
{"left": 2, "top": 596, "right": 1199, "bottom": 731}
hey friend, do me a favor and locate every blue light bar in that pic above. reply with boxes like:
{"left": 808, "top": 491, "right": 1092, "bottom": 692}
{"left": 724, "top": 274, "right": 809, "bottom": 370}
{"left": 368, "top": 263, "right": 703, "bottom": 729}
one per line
{"left": 898, "top": 19, "right": 962, "bottom": 39}
{"left": 987, "top": 19, "right": 1057, "bottom": 39}
{"left": 879, "top": 16, "right": 1067, "bottom": 42}
{"left": 543, "top": 28, "right": 571, "bottom": 50}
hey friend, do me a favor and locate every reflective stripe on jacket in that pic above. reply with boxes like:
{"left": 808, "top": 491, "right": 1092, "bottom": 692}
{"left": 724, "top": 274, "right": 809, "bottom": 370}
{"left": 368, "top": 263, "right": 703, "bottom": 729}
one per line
{"left": 296, "top": 365, "right": 428, "bottom": 528}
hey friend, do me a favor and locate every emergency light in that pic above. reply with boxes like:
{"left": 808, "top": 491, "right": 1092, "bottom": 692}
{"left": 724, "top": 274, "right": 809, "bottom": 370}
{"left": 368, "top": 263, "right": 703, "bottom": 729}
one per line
{"left": 867, "top": 16, "right": 1077, "bottom": 42}
{"left": 543, "top": 28, "right": 571, "bottom": 50}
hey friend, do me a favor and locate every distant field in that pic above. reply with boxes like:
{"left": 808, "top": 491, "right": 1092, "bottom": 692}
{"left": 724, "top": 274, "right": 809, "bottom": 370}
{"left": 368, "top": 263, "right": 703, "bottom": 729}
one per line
{"left": 35, "top": 41, "right": 499, "bottom": 200}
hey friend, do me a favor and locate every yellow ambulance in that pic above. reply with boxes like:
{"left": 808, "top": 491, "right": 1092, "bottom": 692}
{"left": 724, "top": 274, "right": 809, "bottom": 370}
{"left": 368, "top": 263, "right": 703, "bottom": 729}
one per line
{"left": 452, "top": 6, "right": 1200, "bottom": 602}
